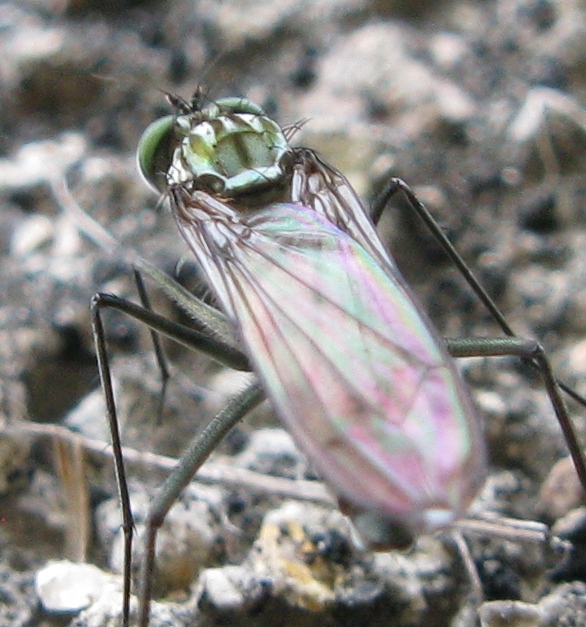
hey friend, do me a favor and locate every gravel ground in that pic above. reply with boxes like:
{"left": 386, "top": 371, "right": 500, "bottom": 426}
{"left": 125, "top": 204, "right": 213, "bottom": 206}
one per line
{"left": 2, "top": 0, "right": 586, "bottom": 625}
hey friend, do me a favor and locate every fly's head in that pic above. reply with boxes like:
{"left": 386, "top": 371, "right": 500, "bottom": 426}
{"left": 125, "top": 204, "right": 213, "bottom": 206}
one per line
{"left": 138, "top": 96, "right": 292, "bottom": 203}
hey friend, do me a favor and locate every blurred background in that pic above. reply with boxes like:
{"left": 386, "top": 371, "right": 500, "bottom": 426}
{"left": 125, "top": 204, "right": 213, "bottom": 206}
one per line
{"left": 2, "top": 1, "right": 586, "bottom": 625}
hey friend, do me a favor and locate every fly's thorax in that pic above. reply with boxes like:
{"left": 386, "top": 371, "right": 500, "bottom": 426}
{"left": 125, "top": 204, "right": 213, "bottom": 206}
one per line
{"left": 138, "top": 96, "right": 294, "bottom": 205}
{"left": 173, "top": 110, "right": 292, "bottom": 200}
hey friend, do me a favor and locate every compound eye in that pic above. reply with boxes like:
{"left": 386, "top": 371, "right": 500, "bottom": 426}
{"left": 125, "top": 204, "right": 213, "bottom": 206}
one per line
{"left": 137, "top": 115, "right": 176, "bottom": 194}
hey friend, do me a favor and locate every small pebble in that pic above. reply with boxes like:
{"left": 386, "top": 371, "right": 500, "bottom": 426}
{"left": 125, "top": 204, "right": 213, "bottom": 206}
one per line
{"left": 36, "top": 560, "right": 120, "bottom": 614}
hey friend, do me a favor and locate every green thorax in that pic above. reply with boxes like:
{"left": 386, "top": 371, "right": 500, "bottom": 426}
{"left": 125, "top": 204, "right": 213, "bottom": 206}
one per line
{"left": 138, "top": 97, "right": 292, "bottom": 203}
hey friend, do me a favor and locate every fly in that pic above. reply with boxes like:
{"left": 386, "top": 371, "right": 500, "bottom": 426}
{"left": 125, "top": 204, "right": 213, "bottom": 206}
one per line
{"left": 87, "top": 93, "right": 586, "bottom": 626}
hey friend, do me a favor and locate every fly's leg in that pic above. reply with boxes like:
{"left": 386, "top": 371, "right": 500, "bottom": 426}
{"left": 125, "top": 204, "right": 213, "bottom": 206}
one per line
{"left": 372, "top": 177, "right": 586, "bottom": 405}
{"left": 370, "top": 178, "right": 519, "bottom": 337}
{"left": 137, "top": 382, "right": 264, "bottom": 627}
{"left": 444, "top": 332, "right": 577, "bottom": 621}
{"left": 372, "top": 178, "right": 586, "bottom": 496}
{"left": 446, "top": 336, "right": 586, "bottom": 493}
{"left": 92, "top": 295, "right": 133, "bottom": 626}
{"left": 90, "top": 291, "right": 257, "bottom": 627}
{"left": 132, "top": 269, "right": 170, "bottom": 423}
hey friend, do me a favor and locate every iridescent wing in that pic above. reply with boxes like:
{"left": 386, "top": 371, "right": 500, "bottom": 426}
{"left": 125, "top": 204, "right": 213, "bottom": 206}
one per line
{"left": 138, "top": 96, "right": 487, "bottom": 545}
{"left": 171, "top": 189, "right": 486, "bottom": 541}
{"left": 291, "top": 147, "right": 394, "bottom": 270}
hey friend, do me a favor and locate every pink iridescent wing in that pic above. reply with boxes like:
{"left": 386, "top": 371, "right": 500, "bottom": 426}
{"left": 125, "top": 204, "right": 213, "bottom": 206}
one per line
{"left": 291, "top": 148, "right": 394, "bottom": 269}
{"left": 172, "top": 191, "right": 486, "bottom": 540}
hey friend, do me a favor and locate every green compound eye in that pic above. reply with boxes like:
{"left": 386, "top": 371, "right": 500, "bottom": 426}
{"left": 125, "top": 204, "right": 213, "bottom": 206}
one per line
{"left": 137, "top": 115, "right": 176, "bottom": 194}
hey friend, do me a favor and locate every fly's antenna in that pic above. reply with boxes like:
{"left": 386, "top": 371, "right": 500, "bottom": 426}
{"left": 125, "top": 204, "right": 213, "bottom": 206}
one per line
{"left": 188, "top": 84, "right": 210, "bottom": 112}
{"left": 283, "top": 118, "right": 311, "bottom": 142}
{"left": 164, "top": 91, "right": 193, "bottom": 115}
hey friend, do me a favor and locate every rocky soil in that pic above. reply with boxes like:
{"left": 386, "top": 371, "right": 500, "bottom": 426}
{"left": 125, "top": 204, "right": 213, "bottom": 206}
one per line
{"left": 2, "top": 0, "right": 586, "bottom": 625}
